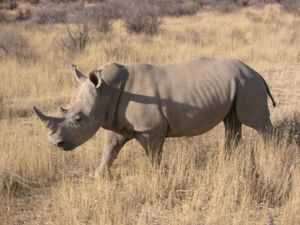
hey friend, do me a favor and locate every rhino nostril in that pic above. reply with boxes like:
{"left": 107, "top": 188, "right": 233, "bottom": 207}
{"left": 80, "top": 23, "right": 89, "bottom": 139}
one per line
{"left": 56, "top": 141, "right": 65, "bottom": 147}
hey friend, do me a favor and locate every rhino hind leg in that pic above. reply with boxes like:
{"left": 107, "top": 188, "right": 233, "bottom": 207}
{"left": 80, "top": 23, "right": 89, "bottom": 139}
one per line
{"left": 223, "top": 106, "right": 242, "bottom": 151}
{"left": 252, "top": 117, "right": 275, "bottom": 143}
{"left": 235, "top": 92, "right": 274, "bottom": 142}
{"left": 235, "top": 75, "right": 275, "bottom": 142}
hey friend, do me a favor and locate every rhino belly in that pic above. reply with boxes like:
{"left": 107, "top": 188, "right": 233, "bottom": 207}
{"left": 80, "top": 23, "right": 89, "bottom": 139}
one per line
{"left": 163, "top": 97, "right": 233, "bottom": 137}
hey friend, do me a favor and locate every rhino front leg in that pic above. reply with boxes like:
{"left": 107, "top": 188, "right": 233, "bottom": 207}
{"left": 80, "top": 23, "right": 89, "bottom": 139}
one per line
{"left": 136, "top": 133, "right": 165, "bottom": 168}
{"left": 93, "top": 131, "right": 131, "bottom": 177}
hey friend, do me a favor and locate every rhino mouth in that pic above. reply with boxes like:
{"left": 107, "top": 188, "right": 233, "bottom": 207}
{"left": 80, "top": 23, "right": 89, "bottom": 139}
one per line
{"left": 58, "top": 145, "right": 75, "bottom": 151}
{"left": 55, "top": 141, "right": 75, "bottom": 151}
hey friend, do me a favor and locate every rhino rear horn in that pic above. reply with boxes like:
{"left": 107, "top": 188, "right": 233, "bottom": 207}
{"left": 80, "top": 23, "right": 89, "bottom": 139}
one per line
{"left": 58, "top": 106, "right": 68, "bottom": 116}
{"left": 72, "top": 64, "right": 87, "bottom": 83}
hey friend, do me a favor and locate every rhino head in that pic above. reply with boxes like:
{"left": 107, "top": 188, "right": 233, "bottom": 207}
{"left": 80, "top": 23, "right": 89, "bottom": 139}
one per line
{"left": 33, "top": 63, "right": 126, "bottom": 151}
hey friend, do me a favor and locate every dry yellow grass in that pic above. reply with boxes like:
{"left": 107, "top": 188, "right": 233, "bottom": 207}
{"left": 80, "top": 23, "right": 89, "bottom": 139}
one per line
{"left": 0, "top": 4, "right": 300, "bottom": 225}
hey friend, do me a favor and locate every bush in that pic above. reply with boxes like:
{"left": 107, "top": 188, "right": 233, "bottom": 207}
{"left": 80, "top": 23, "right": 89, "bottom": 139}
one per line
{"left": 281, "top": 0, "right": 300, "bottom": 14}
{"left": 0, "top": 28, "right": 34, "bottom": 60}
{"left": 59, "top": 6, "right": 92, "bottom": 53}
{"left": 0, "top": 0, "right": 17, "bottom": 10}
{"left": 122, "top": 0, "right": 162, "bottom": 35}
{"left": 58, "top": 14, "right": 89, "bottom": 54}
{"left": 32, "top": 3, "right": 66, "bottom": 24}
{"left": 69, "top": 0, "right": 161, "bottom": 35}
{"left": 84, "top": 3, "right": 116, "bottom": 34}
{"left": 275, "top": 112, "right": 300, "bottom": 147}
{"left": 159, "top": 0, "right": 200, "bottom": 17}
{"left": 16, "top": 8, "right": 31, "bottom": 21}
{"left": 9, "top": 0, "right": 17, "bottom": 10}
{"left": 0, "top": 10, "right": 6, "bottom": 22}
{"left": 67, "top": 0, "right": 84, "bottom": 12}
{"left": 30, "top": 0, "right": 40, "bottom": 5}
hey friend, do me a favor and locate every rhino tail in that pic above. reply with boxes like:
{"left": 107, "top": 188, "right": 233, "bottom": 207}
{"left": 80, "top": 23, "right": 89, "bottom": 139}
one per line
{"left": 260, "top": 76, "right": 277, "bottom": 107}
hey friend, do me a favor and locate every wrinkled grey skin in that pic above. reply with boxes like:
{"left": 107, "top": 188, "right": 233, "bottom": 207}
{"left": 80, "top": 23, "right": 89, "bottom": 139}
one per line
{"left": 33, "top": 58, "right": 276, "bottom": 176}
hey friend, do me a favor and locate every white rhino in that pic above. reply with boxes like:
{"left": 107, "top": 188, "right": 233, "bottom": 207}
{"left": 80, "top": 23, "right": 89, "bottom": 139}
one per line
{"left": 33, "top": 57, "right": 276, "bottom": 176}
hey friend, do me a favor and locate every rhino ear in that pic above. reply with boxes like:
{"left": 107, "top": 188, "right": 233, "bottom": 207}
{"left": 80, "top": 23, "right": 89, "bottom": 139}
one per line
{"left": 89, "top": 70, "right": 102, "bottom": 88}
{"left": 72, "top": 64, "right": 87, "bottom": 83}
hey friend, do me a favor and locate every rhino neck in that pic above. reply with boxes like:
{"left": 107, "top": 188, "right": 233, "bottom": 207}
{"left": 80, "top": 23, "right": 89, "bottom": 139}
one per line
{"left": 101, "top": 73, "right": 128, "bottom": 130}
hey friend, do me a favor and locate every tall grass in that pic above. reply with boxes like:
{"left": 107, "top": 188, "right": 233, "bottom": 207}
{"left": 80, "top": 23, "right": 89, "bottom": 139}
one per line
{"left": 0, "top": 4, "right": 300, "bottom": 225}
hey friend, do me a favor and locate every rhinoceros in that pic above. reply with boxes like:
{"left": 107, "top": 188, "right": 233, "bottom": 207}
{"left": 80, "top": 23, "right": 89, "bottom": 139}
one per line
{"left": 33, "top": 57, "right": 276, "bottom": 176}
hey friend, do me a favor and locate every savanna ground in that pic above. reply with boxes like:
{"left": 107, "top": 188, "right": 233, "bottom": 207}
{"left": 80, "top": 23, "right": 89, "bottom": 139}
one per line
{"left": 1, "top": 2, "right": 300, "bottom": 225}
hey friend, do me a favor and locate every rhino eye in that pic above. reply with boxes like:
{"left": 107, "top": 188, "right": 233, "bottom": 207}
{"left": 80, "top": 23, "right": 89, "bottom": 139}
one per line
{"left": 74, "top": 115, "right": 82, "bottom": 124}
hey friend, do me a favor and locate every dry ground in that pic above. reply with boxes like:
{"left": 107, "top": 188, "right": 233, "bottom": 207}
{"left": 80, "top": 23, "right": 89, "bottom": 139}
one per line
{"left": 0, "top": 4, "right": 300, "bottom": 225}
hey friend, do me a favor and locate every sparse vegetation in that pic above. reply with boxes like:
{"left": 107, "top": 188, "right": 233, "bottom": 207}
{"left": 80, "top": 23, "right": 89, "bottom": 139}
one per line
{"left": 0, "top": 28, "right": 34, "bottom": 60}
{"left": 275, "top": 112, "right": 300, "bottom": 146}
{"left": 59, "top": 22, "right": 90, "bottom": 54}
{"left": 0, "top": 2, "right": 300, "bottom": 225}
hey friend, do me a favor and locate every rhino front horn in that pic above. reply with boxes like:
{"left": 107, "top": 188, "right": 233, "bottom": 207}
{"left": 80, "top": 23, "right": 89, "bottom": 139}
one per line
{"left": 72, "top": 64, "right": 87, "bottom": 83}
{"left": 32, "top": 106, "right": 54, "bottom": 128}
